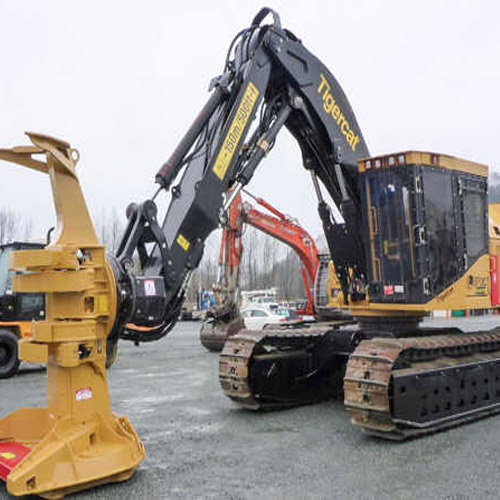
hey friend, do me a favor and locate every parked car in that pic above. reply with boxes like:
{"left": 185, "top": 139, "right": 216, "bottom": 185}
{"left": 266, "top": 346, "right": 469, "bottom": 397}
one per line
{"left": 240, "top": 305, "right": 287, "bottom": 330}
{"left": 240, "top": 305, "right": 305, "bottom": 330}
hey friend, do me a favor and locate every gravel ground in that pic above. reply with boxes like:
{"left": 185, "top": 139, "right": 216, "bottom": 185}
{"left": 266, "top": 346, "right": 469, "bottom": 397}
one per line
{"left": 2, "top": 316, "right": 500, "bottom": 499}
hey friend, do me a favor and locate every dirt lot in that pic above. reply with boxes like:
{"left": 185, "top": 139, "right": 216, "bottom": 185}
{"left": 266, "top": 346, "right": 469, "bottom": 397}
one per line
{"left": 2, "top": 317, "right": 500, "bottom": 499}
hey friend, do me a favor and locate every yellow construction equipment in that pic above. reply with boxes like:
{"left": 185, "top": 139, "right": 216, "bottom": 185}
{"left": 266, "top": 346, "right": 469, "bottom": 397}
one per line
{"left": 1, "top": 7, "right": 499, "bottom": 496}
{"left": 0, "top": 133, "right": 144, "bottom": 498}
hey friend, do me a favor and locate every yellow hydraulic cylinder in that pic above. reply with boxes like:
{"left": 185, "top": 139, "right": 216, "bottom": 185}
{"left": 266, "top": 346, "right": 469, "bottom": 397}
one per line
{"left": 0, "top": 133, "right": 144, "bottom": 498}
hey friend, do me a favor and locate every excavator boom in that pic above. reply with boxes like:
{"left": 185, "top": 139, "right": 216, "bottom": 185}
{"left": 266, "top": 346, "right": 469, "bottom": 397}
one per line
{"left": 113, "top": 8, "right": 373, "bottom": 346}
{"left": 200, "top": 190, "right": 323, "bottom": 351}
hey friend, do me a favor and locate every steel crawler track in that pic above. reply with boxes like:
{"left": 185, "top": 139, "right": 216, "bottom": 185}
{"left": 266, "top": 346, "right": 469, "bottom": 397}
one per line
{"left": 344, "top": 329, "right": 500, "bottom": 439}
{"left": 219, "top": 322, "right": 353, "bottom": 409}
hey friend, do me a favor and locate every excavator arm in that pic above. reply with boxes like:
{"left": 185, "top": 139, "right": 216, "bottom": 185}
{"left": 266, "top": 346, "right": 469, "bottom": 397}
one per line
{"left": 116, "top": 8, "right": 369, "bottom": 343}
{"left": 210, "top": 188, "right": 320, "bottom": 318}
{"left": 241, "top": 192, "right": 319, "bottom": 315}
{"left": 213, "top": 190, "right": 321, "bottom": 315}
{"left": 200, "top": 190, "right": 320, "bottom": 351}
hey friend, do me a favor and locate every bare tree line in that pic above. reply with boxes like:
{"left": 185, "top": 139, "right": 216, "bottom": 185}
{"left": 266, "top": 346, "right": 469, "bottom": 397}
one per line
{"left": 5, "top": 168, "right": 499, "bottom": 303}
{"left": 0, "top": 204, "right": 127, "bottom": 253}
{"left": 94, "top": 207, "right": 124, "bottom": 254}
{"left": 0, "top": 208, "right": 34, "bottom": 245}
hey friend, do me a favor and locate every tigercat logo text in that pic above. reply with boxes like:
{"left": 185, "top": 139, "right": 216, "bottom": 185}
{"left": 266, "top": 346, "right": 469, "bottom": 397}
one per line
{"left": 436, "top": 286, "right": 454, "bottom": 303}
{"left": 318, "top": 74, "right": 360, "bottom": 152}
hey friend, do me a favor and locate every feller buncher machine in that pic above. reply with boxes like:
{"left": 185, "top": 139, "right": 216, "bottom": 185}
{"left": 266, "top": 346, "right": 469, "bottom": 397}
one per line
{"left": 200, "top": 189, "right": 325, "bottom": 351}
{"left": 0, "top": 6, "right": 499, "bottom": 497}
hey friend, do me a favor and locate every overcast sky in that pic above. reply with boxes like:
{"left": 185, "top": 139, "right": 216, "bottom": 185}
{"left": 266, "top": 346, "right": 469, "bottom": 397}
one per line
{"left": 0, "top": 0, "right": 499, "bottom": 242}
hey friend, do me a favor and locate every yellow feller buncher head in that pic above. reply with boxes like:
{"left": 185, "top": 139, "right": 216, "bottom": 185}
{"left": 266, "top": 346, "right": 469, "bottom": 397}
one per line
{"left": 0, "top": 133, "right": 144, "bottom": 498}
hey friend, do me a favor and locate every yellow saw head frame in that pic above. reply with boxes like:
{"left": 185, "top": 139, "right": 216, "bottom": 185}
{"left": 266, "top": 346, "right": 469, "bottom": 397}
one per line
{"left": 0, "top": 133, "right": 144, "bottom": 499}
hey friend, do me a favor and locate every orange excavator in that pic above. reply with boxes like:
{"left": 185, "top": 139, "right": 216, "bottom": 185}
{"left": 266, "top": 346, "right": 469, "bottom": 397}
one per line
{"left": 200, "top": 190, "right": 321, "bottom": 351}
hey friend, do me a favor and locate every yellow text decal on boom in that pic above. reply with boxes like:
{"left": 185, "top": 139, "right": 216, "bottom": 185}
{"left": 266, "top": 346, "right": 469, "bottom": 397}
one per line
{"left": 213, "top": 82, "right": 259, "bottom": 180}
{"left": 177, "top": 233, "right": 190, "bottom": 251}
{"left": 318, "top": 74, "right": 360, "bottom": 152}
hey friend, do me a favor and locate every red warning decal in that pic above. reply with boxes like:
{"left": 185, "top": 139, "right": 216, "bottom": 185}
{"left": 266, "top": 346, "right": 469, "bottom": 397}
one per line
{"left": 76, "top": 387, "right": 93, "bottom": 401}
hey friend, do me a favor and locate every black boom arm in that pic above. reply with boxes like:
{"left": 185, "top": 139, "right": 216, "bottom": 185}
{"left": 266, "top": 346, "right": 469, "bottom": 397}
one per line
{"left": 115, "top": 8, "right": 370, "bottom": 342}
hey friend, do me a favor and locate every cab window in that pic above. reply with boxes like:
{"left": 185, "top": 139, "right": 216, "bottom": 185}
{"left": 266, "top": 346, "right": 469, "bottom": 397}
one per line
{"left": 252, "top": 310, "right": 268, "bottom": 317}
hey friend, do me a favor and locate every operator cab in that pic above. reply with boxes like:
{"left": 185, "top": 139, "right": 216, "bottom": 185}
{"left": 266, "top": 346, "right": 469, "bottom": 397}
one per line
{"left": 0, "top": 242, "right": 45, "bottom": 322}
{"left": 359, "top": 151, "right": 489, "bottom": 307}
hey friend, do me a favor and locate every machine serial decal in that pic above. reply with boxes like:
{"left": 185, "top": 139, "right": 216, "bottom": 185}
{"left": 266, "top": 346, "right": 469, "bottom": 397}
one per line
{"left": 212, "top": 82, "right": 259, "bottom": 180}
{"left": 318, "top": 73, "right": 360, "bottom": 152}
{"left": 176, "top": 233, "right": 191, "bottom": 251}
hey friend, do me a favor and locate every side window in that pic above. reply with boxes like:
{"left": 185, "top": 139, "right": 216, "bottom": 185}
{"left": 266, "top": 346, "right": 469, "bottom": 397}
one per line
{"left": 423, "top": 169, "right": 459, "bottom": 291}
{"left": 462, "top": 181, "right": 487, "bottom": 262}
{"left": 253, "top": 310, "right": 267, "bottom": 317}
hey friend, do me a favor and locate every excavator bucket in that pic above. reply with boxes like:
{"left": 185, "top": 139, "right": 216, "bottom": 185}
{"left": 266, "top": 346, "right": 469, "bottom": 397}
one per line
{"left": 0, "top": 133, "right": 144, "bottom": 498}
{"left": 200, "top": 315, "right": 245, "bottom": 352}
